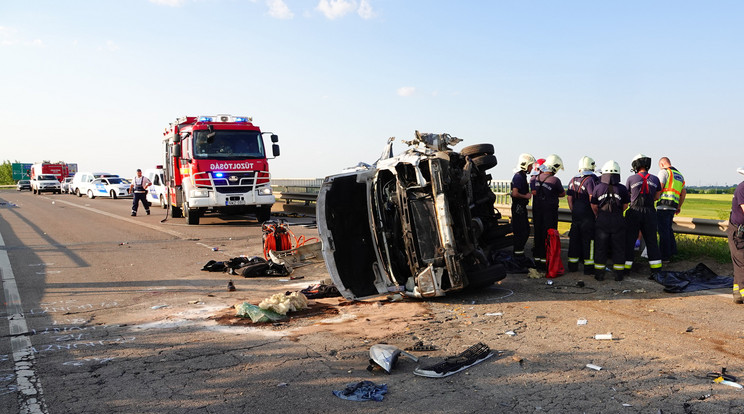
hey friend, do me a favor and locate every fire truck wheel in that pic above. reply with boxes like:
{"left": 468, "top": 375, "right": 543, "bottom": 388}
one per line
{"left": 257, "top": 206, "right": 272, "bottom": 222}
{"left": 87, "top": 190, "right": 96, "bottom": 199}
{"left": 185, "top": 207, "right": 200, "bottom": 225}
{"left": 171, "top": 205, "right": 182, "bottom": 218}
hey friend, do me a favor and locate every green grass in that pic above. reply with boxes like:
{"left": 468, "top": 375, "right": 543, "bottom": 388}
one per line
{"left": 676, "top": 234, "right": 731, "bottom": 264}
{"left": 677, "top": 193, "right": 732, "bottom": 220}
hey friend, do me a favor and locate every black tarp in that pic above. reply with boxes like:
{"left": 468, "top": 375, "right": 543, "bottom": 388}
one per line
{"left": 651, "top": 263, "right": 733, "bottom": 293}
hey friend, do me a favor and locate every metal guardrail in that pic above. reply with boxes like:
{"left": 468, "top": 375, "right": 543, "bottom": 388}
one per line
{"left": 271, "top": 178, "right": 729, "bottom": 237}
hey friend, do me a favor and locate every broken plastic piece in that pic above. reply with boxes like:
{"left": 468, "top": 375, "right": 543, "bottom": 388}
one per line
{"left": 151, "top": 305, "right": 167, "bottom": 310}
{"left": 405, "top": 341, "right": 437, "bottom": 352}
{"left": 368, "top": 344, "right": 419, "bottom": 373}
{"left": 485, "top": 312, "right": 503, "bottom": 316}
{"left": 594, "top": 333, "right": 613, "bottom": 340}
{"left": 413, "top": 342, "right": 493, "bottom": 378}
{"left": 505, "top": 331, "right": 516, "bottom": 336}
{"left": 586, "top": 364, "right": 602, "bottom": 371}
{"left": 577, "top": 319, "right": 588, "bottom": 326}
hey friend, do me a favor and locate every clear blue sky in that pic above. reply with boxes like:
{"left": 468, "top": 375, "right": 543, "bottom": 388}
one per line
{"left": 2, "top": 0, "right": 743, "bottom": 185}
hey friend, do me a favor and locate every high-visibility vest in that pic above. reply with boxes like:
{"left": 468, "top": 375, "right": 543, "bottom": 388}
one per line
{"left": 658, "top": 167, "right": 685, "bottom": 208}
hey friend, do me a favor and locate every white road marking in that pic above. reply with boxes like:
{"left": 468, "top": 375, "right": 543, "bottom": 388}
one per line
{"left": 0, "top": 232, "right": 49, "bottom": 414}
{"left": 48, "top": 197, "right": 185, "bottom": 238}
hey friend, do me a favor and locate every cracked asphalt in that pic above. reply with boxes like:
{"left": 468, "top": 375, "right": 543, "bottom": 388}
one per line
{"left": 1, "top": 189, "right": 743, "bottom": 414}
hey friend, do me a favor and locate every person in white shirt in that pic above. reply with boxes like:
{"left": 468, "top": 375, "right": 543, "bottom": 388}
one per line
{"left": 129, "top": 169, "right": 152, "bottom": 216}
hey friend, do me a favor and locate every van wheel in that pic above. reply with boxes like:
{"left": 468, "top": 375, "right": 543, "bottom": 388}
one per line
{"left": 461, "top": 143, "right": 495, "bottom": 158}
{"left": 472, "top": 154, "right": 498, "bottom": 171}
{"left": 87, "top": 190, "right": 95, "bottom": 199}
{"left": 160, "top": 195, "right": 167, "bottom": 209}
{"left": 76, "top": 188, "right": 82, "bottom": 197}
{"left": 110, "top": 190, "right": 118, "bottom": 199}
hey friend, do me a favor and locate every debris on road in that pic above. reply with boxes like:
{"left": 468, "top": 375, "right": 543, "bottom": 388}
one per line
{"left": 577, "top": 319, "right": 588, "bottom": 326}
{"left": 151, "top": 305, "right": 168, "bottom": 310}
{"left": 594, "top": 333, "right": 613, "bottom": 340}
{"left": 227, "top": 281, "right": 236, "bottom": 291}
{"left": 300, "top": 282, "right": 341, "bottom": 299}
{"left": 586, "top": 363, "right": 602, "bottom": 371}
{"left": 332, "top": 381, "right": 388, "bottom": 402}
{"left": 652, "top": 262, "right": 733, "bottom": 293}
{"left": 367, "top": 344, "right": 418, "bottom": 373}
{"left": 234, "top": 302, "right": 287, "bottom": 323}
{"left": 405, "top": 341, "right": 437, "bottom": 352}
{"left": 413, "top": 342, "right": 494, "bottom": 378}
{"left": 258, "top": 292, "right": 308, "bottom": 315}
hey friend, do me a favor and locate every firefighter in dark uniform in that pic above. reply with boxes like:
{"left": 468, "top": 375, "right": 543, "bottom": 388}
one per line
{"left": 531, "top": 154, "right": 565, "bottom": 269}
{"left": 567, "top": 156, "right": 598, "bottom": 275}
{"left": 511, "top": 153, "right": 535, "bottom": 260}
{"left": 591, "top": 160, "right": 630, "bottom": 281}
{"left": 728, "top": 167, "right": 744, "bottom": 304}
{"left": 624, "top": 154, "right": 663, "bottom": 274}
{"left": 130, "top": 169, "right": 152, "bottom": 217}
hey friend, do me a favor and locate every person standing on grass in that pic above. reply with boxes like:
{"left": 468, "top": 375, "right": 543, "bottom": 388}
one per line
{"left": 728, "top": 167, "right": 744, "bottom": 304}
{"left": 657, "top": 157, "right": 686, "bottom": 262}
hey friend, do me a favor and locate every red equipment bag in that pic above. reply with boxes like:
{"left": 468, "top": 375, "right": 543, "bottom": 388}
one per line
{"left": 545, "top": 228, "right": 564, "bottom": 278}
{"left": 262, "top": 221, "right": 293, "bottom": 259}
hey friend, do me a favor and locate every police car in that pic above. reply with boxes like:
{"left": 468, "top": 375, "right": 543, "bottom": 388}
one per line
{"left": 86, "top": 177, "right": 132, "bottom": 199}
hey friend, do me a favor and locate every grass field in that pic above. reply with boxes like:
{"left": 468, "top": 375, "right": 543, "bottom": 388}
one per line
{"left": 553, "top": 193, "right": 733, "bottom": 220}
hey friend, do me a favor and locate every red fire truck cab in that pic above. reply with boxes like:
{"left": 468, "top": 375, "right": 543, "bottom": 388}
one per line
{"left": 162, "top": 115, "right": 280, "bottom": 225}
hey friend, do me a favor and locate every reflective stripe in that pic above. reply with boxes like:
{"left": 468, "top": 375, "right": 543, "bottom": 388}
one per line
{"left": 594, "top": 265, "right": 606, "bottom": 270}
{"left": 612, "top": 264, "right": 625, "bottom": 271}
{"left": 568, "top": 257, "right": 580, "bottom": 263}
{"left": 514, "top": 250, "right": 524, "bottom": 255}
{"left": 624, "top": 261, "right": 633, "bottom": 270}
{"left": 734, "top": 284, "right": 740, "bottom": 292}
{"left": 589, "top": 240, "right": 594, "bottom": 261}
{"left": 659, "top": 167, "right": 685, "bottom": 207}
{"left": 584, "top": 259, "right": 595, "bottom": 266}
{"left": 649, "top": 260, "right": 662, "bottom": 269}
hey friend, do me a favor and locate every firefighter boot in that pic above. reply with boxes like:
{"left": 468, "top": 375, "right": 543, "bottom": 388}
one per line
{"left": 594, "top": 268, "right": 605, "bottom": 281}
{"left": 734, "top": 289, "right": 743, "bottom": 304}
{"left": 567, "top": 261, "right": 579, "bottom": 273}
{"left": 614, "top": 270, "right": 624, "bottom": 282}
{"left": 583, "top": 265, "right": 594, "bottom": 276}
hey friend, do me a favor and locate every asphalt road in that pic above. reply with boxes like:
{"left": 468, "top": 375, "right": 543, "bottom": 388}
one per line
{"left": 1, "top": 189, "right": 743, "bottom": 414}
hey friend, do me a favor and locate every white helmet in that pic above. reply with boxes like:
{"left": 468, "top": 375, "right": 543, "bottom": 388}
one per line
{"left": 631, "top": 154, "right": 652, "bottom": 173}
{"left": 544, "top": 154, "right": 564, "bottom": 173}
{"left": 738, "top": 167, "right": 744, "bottom": 176}
{"left": 578, "top": 156, "right": 595, "bottom": 172}
{"left": 517, "top": 153, "right": 536, "bottom": 172}
{"left": 602, "top": 160, "right": 621, "bottom": 175}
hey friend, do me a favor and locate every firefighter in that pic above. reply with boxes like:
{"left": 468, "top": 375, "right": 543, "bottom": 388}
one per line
{"left": 510, "top": 153, "right": 535, "bottom": 260}
{"left": 566, "top": 156, "right": 598, "bottom": 275}
{"left": 130, "top": 168, "right": 152, "bottom": 217}
{"left": 531, "top": 154, "right": 565, "bottom": 269}
{"left": 728, "top": 167, "right": 744, "bottom": 304}
{"left": 656, "top": 157, "right": 686, "bottom": 262}
{"left": 590, "top": 161, "right": 630, "bottom": 281}
{"left": 624, "top": 154, "right": 663, "bottom": 274}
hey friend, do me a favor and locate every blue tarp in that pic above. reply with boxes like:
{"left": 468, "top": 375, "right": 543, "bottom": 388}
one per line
{"left": 652, "top": 263, "right": 733, "bottom": 293}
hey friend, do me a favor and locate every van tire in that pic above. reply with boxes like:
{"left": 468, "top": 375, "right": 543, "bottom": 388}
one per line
{"left": 185, "top": 206, "right": 200, "bottom": 225}
{"left": 76, "top": 188, "right": 82, "bottom": 197}
{"left": 472, "top": 154, "right": 498, "bottom": 171}
{"left": 461, "top": 143, "right": 494, "bottom": 158}
{"left": 87, "top": 190, "right": 95, "bottom": 199}
{"left": 160, "top": 195, "right": 167, "bottom": 209}
{"left": 257, "top": 205, "right": 272, "bottom": 222}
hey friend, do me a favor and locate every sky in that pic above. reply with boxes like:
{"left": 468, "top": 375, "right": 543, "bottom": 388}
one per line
{"left": 1, "top": 0, "right": 743, "bottom": 186}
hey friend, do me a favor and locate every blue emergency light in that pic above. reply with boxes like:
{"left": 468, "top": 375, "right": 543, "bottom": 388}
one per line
{"left": 198, "top": 116, "right": 213, "bottom": 122}
{"left": 234, "top": 117, "right": 249, "bottom": 123}
{"left": 214, "top": 172, "right": 224, "bottom": 178}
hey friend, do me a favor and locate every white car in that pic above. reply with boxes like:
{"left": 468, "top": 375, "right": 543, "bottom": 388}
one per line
{"left": 31, "top": 175, "right": 61, "bottom": 194}
{"left": 71, "top": 172, "right": 117, "bottom": 197}
{"left": 86, "top": 177, "right": 132, "bottom": 199}
{"left": 61, "top": 177, "right": 74, "bottom": 194}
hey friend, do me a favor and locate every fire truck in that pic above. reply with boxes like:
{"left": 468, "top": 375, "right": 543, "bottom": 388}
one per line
{"left": 29, "top": 161, "right": 71, "bottom": 181}
{"left": 162, "top": 115, "right": 280, "bottom": 225}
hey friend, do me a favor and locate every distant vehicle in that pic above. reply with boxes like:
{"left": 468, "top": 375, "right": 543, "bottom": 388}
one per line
{"left": 31, "top": 174, "right": 61, "bottom": 194}
{"left": 144, "top": 167, "right": 168, "bottom": 209}
{"left": 71, "top": 172, "right": 118, "bottom": 197}
{"left": 17, "top": 180, "right": 31, "bottom": 191}
{"left": 86, "top": 177, "right": 132, "bottom": 199}
{"left": 61, "top": 177, "right": 74, "bottom": 194}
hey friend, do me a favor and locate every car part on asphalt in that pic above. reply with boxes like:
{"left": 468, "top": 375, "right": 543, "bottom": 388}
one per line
{"left": 367, "top": 344, "right": 419, "bottom": 374}
{"left": 413, "top": 342, "right": 494, "bottom": 378}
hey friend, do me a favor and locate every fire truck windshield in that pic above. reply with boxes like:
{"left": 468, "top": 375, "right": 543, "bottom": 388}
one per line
{"left": 193, "top": 130, "right": 265, "bottom": 159}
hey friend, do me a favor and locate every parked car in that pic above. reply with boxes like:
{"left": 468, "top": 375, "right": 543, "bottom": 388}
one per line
{"left": 31, "top": 175, "right": 61, "bottom": 194}
{"left": 86, "top": 177, "right": 132, "bottom": 199}
{"left": 144, "top": 167, "right": 168, "bottom": 208}
{"left": 17, "top": 180, "right": 31, "bottom": 191}
{"left": 317, "top": 132, "right": 510, "bottom": 300}
{"left": 71, "top": 172, "right": 118, "bottom": 197}
{"left": 61, "top": 177, "right": 74, "bottom": 194}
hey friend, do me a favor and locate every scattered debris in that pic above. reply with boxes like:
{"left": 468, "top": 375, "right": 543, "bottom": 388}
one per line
{"left": 300, "top": 283, "right": 341, "bottom": 299}
{"left": 685, "top": 326, "right": 694, "bottom": 333}
{"left": 367, "top": 344, "right": 418, "bottom": 373}
{"left": 577, "top": 319, "right": 588, "bottom": 326}
{"left": 234, "top": 302, "right": 287, "bottom": 323}
{"left": 505, "top": 331, "right": 516, "bottom": 336}
{"left": 405, "top": 341, "right": 437, "bottom": 352}
{"left": 713, "top": 377, "right": 743, "bottom": 389}
{"left": 151, "top": 305, "right": 168, "bottom": 310}
{"left": 212, "top": 247, "right": 219, "bottom": 251}
{"left": 484, "top": 312, "right": 503, "bottom": 316}
{"left": 256, "top": 292, "right": 308, "bottom": 315}
{"left": 413, "top": 342, "right": 494, "bottom": 378}
{"left": 332, "top": 381, "right": 387, "bottom": 402}
{"left": 594, "top": 333, "right": 613, "bottom": 340}
{"left": 586, "top": 364, "right": 602, "bottom": 371}
{"left": 528, "top": 268, "right": 542, "bottom": 279}
{"left": 227, "top": 281, "right": 236, "bottom": 292}
{"left": 277, "top": 382, "right": 289, "bottom": 388}
{"left": 634, "top": 288, "right": 646, "bottom": 293}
